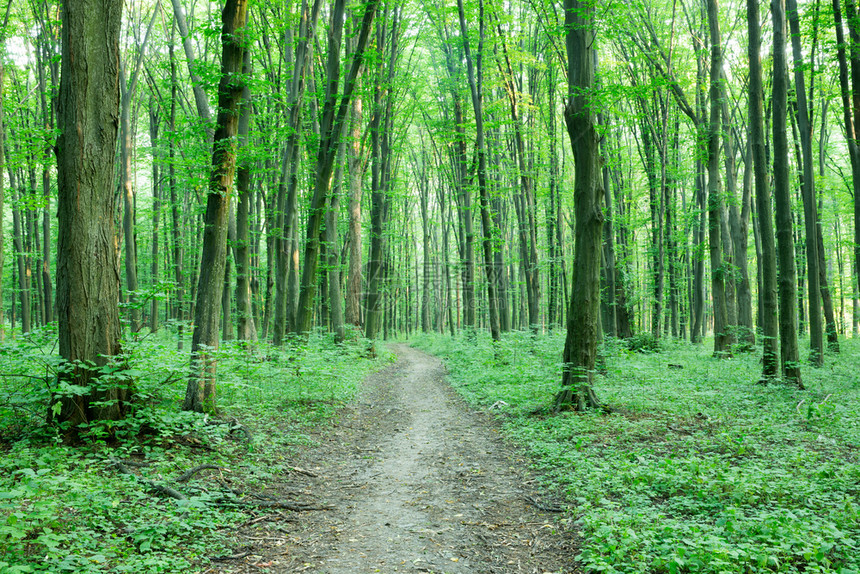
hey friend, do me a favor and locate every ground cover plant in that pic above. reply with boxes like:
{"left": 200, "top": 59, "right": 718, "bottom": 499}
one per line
{"left": 0, "top": 325, "right": 388, "bottom": 573}
{"left": 411, "top": 331, "right": 860, "bottom": 574}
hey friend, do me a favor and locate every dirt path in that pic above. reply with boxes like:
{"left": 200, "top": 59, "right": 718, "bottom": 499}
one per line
{"left": 213, "top": 344, "right": 575, "bottom": 573}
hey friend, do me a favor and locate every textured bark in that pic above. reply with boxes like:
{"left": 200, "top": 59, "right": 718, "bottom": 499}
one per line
{"left": 748, "top": 0, "right": 779, "bottom": 380}
{"left": 555, "top": 0, "right": 602, "bottom": 412}
{"left": 184, "top": 0, "right": 248, "bottom": 413}
{"left": 772, "top": 0, "right": 803, "bottom": 388}
{"left": 54, "top": 0, "right": 127, "bottom": 427}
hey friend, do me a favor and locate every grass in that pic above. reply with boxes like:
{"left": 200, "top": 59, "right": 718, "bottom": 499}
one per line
{"left": 0, "top": 324, "right": 390, "bottom": 573}
{"left": 410, "top": 330, "right": 860, "bottom": 574}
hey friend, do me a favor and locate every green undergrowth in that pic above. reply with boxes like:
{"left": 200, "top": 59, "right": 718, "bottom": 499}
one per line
{"left": 411, "top": 330, "right": 860, "bottom": 574}
{"left": 0, "top": 324, "right": 389, "bottom": 573}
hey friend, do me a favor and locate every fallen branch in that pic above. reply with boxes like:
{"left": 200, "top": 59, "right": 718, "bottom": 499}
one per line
{"left": 210, "top": 551, "right": 252, "bottom": 562}
{"left": 177, "top": 464, "right": 223, "bottom": 482}
{"left": 109, "top": 457, "right": 186, "bottom": 501}
{"left": 524, "top": 495, "right": 564, "bottom": 513}
{"left": 288, "top": 466, "right": 318, "bottom": 478}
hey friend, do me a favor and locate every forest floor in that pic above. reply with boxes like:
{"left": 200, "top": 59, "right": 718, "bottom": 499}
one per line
{"left": 208, "top": 344, "right": 575, "bottom": 574}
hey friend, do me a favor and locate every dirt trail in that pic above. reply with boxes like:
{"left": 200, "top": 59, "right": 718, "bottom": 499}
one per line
{"left": 215, "top": 344, "right": 574, "bottom": 573}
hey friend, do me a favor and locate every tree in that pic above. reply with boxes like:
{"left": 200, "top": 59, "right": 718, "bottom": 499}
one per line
{"left": 786, "top": 0, "right": 823, "bottom": 366}
{"left": 184, "top": 0, "right": 249, "bottom": 413}
{"left": 53, "top": 0, "right": 128, "bottom": 429}
{"left": 555, "top": 0, "right": 603, "bottom": 411}
{"left": 706, "top": 0, "right": 732, "bottom": 357}
{"left": 772, "top": 0, "right": 803, "bottom": 388}
{"left": 295, "top": 0, "right": 380, "bottom": 335}
{"left": 747, "top": 0, "right": 780, "bottom": 381}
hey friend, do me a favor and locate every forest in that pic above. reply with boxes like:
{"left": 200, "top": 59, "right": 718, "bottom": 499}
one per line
{"left": 0, "top": 0, "right": 859, "bottom": 572}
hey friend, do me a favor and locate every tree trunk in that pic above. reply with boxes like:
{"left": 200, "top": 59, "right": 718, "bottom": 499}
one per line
{"left": 706, "top": 0, "right": 732, "bottom": 357}
{"left": 0, "top": 50, "right": 5, "bottom": 340}
{"left": 54, "top": 0, "right": 128, "bottom": 429}
{"left": 234, "top": 50, "right": 257, "bottom": 344}
{"left": 184, "top": 0, "right": 248, "bottom": 413}
{"left": 458, "top": 0, "right": 501, "bottom": 344}
{"left": 120, "top": 65, "right": 142, "bottom": 333}
{"left": 345, "top": 77, "right": 365, "bottom": 327}
{"left": 748, "top": 0, "right": 780, "bottom": 380}
{"left": 772, "top": 0, "right": 803, "bottom": 387}
{"left": 168, "top": 37, "right": 185, "bottom": 351}
{"left": 555, "top": 0, "right": 602, "bottom": 412}
{"left": 149, "top": 103, "right": 161, "bottom": 332}
{"left": 787, "top": 0, "right": 823, "bottom": 366}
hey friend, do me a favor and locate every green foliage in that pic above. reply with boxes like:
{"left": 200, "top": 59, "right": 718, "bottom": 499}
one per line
{"left": 411, "top": 331, "right": 860, "bottom": 574}
{"left": 0, "top": 330, "right": 388, "bottom": 573}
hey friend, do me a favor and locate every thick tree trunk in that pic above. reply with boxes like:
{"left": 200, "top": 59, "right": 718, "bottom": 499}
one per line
{"left": 54, "top": 0, "right": 128, "bottom": 428}
{"left": 772, "top": 0, "right": 803, "bottom": 387}
{"left": 184, "top": 0, "right": 248, "bottom": 413}
{"left": 555, "top": 0, "right": 602, "bottom": 412}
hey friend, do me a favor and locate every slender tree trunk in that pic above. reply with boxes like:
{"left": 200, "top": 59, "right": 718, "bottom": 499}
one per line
{"left": 748, "top": 0, "right": 780, "bottom": 380}
{"left": 345, "top": 78, "right": 365, "bottom": 327}
{"left": 458, "top": 0, "right": 500, "bottom": 343}
{"left": 706, "top": 0, "right": 732, "bottom": 357}
{"left": 168, "top": 37, "right": 185, "bottom": 351}
{"left": 0, "top": 48, "right": 5, "bottom": 340}
{"left": 787, "top": 0, "right": 823, "bottom": 365}
{"left": 273, "top": 0, "right": 321, "bottom": 345}
{"left": 120, "top": 66, "right": 141, "bottom": 333}
{"left": 296, "top": 0, "right": 379, "bottom": 335}
{"left": 149, "top": 104, "right": 161, "bottom": 332}
{"left": 184, "top": 0, "right": 248, "bottom": 413}
{"left": 234, "top": 50, "right": 257, "bottom": 344}
{"left": 327, "top": 140, "right": 346, "bottom": 343}
{"left": 772, "top": 0, "right": 803, "bottom": 387}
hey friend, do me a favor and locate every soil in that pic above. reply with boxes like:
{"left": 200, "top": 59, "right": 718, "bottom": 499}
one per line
{"left": 208, "top": 344, "right": 577, "bottom": 573}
